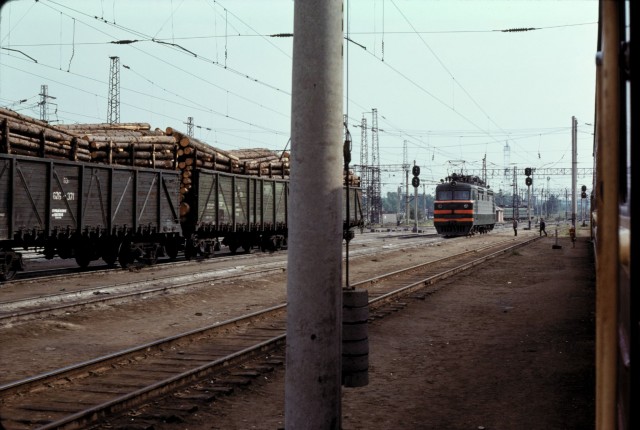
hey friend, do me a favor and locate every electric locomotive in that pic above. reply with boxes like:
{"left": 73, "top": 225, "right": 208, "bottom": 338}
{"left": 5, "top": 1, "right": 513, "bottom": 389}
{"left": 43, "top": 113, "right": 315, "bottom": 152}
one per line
{"left": 433, "top": 173, "right": 495, "bottom": 236}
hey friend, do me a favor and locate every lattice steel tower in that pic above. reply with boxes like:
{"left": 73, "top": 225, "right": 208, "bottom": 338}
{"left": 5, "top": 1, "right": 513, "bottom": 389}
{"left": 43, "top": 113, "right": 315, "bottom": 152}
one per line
{"left": 107, "top": 56, "right": 121, "bottom": 124}
{"left": 186, "top": 117, "right": 194, "bottom": 137}
{"left": 359, "top": 114, "right": 370, "bottom": 225}
{"left": 370, "top": 108, "right": 382, "bottom": 224}
{"left": 503, "top": 140, "right": 511, "bottom": 182}
{"left": 39, "top": 85, "right": 49, "bottom": 122}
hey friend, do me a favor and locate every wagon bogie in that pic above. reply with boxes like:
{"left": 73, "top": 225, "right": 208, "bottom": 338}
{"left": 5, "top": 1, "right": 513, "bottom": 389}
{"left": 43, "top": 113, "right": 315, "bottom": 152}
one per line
{"left": 0, "top": 249, "right": 23, "bottom": 282}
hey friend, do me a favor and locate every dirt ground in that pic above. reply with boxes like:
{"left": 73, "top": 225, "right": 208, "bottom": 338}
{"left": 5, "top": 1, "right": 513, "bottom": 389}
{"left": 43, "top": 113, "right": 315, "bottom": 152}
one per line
{"left": 123, "top": 227, "right": 596, "bottom": 430}
{"left": 1, "top": 227, "right": 595, "bottom": 429}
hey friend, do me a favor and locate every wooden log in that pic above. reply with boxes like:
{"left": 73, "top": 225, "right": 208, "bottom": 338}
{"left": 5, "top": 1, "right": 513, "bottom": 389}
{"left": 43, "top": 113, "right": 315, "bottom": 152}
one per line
{"left": 84, "top": 135, "right": 176, "bottom": 145}
{"left": 1, "top": 107, "right": 81, "bottom": 136}
{"left": 2, "top": 116, "right": 80, "bottom": 143}
{"left": 1, "top": 118, "right": 9, "bottom": 153}
{"left": 56, "top": 122, "right": 151, "bottom": 131}
{"left": 8, "top": 145, "right": 91, "bottom": 162}
{"left": 104, "top": 158, "right": 176, "bottom": 169}
{"left": 228, "top": 148, "right": 281, "bottom": 159}
{"left": 7, "top": 131, "right": 90, "bottom": 154}
{"left": 89, "top": 142, "right": 176, "bottom": 153}
{"left": 92, "top": 151, "right": 174, "bottom": 160}
{"left": 166, "top": 127, "right": 240, "bottom": 162}
{"left": 7, "top": 135, "right": 91, "bottom": 159}
{"left": 79, "top": 130, "right": 146, "bottom": 138}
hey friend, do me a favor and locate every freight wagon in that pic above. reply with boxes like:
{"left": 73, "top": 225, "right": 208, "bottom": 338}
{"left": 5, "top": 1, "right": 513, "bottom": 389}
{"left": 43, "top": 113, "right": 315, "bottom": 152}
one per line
{"left": 180, "top": 170, "right": 289, "bottom": 256}
{"left": 0, "top": 152, "right": 364, "bottom": 281}
{"left": 180, "top": 168, "right": 364, "bottom": 257}
{"left": 0, "top": 153, "right": 183, "bottom": 281}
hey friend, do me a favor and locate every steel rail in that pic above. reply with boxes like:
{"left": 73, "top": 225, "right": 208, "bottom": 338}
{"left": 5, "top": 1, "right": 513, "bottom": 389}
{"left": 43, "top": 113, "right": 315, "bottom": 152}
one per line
{"left": 0, "top": 236, "right": 533, "bottom": 429}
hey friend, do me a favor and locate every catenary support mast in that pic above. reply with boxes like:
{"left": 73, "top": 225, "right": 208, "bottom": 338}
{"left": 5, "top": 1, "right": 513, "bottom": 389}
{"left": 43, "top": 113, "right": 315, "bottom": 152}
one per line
{"left": 286, "top": 1, "right": 344, "bottom": 428}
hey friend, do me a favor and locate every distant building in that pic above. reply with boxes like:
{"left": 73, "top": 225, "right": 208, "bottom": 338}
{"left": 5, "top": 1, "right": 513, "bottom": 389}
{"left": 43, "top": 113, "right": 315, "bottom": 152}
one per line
{"left": 382, "top": 213, "right": 398, "bottom": 226}
{"left": 502, "top": 206, "right": 533, "bottom": 221}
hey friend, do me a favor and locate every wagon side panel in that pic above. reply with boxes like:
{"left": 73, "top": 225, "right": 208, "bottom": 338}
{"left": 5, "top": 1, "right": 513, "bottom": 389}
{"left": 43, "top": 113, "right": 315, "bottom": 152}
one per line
{"left": 0, "top": 157, "right": 12, "bottom": 241}
{"left": 50, "top": 163, "right": 80, "bottom": 232}
{"left": 159, "top": 172, "right": 181, "bottom": 233}
{"left": 12, "top": 159, "right": 49, "bottom": 240}
{"left": 111, "top": 169, "right": 135, "bottom": 232}
{"left": 82, "top": 166, "right": 111, "bottom": 232}
{"left": 192, "top": 170, "right": 218, "bottom": 231}
{"left": 136, "top": 171, "right": 160, "bottom": 229}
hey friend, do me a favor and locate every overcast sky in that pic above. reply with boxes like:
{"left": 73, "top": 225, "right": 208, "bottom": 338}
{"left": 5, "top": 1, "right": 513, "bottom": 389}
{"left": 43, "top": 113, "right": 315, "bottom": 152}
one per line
{"left": 0, "top": 0, "right": 599, "bottom": 195}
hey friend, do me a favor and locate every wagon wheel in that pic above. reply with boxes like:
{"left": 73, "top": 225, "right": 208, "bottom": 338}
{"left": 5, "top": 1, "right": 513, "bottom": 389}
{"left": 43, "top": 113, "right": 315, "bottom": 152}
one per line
{"left": 102, "top": 240, "right": 120, "bottom": 267}
{"left": 1, "top": 252, "right": 20, "bottom": 282}
{"left": 141, "top": 245, "right": 159, "bottom": 265}
{"left": 198, "top": 241, "right": 212, "bottom": 258}
{"left": 118, "top": 243, "right": 134, "bottom": 268}
{"left": 165, "top": 241, "right": 180, "bottom": 261}
{"left": 102, "top": 253, "right": 118, "bottom": 267}
{"left": 73, "top": 242, "right": 93, "bottom": 269}
{"left": 184, "top": 239, "right": 197, "bottom": 260}
{"left": 0, "top": 269, "right": 17, "bottom": 282}
{"left": 75, "top": 253, "right": 91, "bottom": 269}
{"left": 242, "top": 241, "right": 252, "bottom": 254}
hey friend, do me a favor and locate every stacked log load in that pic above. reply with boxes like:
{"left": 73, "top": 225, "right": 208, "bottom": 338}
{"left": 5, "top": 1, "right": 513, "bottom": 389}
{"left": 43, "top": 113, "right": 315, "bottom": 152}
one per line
{"left": 0, "top": 107, "right": 91, "bottom": 161}
{"left": 165, "top": 127, "right": 242, "bottom": 205}
{"left": 227, "top": 147, "right": 290, "bottom": 178}
{"left": 56, "top": 122, "right": 177, "bottom": 170}
{"left": 344, "top": 169, "right": 361, "bottom": 187}
{"left": 0, "top": 107, "right": 358, "bottom": 185}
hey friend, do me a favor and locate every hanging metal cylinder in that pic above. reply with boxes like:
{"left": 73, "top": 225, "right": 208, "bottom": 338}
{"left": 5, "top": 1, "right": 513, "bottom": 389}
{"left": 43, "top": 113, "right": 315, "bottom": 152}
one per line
{"left": 342, "top": 289, "right": 369, "bottom": 387}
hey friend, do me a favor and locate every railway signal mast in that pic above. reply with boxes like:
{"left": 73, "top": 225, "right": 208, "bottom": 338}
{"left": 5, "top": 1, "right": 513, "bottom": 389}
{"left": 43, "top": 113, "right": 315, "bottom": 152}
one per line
{"left": 412, "top": 163, "right": 420, "bottom": 232}
{"left": 525, "top": 167, "right": 533, "bottom": 229}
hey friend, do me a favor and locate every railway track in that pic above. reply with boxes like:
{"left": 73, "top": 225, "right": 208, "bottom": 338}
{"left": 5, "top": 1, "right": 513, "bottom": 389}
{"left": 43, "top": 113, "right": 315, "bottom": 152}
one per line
{"left": 0, "top": 235, "right": 536, "bottom": 429}
{"left": 1, "top": 231, "right": 440, "bottom": 289}
{"left": 0, "top": 233, "right": 444, "bottom": 325}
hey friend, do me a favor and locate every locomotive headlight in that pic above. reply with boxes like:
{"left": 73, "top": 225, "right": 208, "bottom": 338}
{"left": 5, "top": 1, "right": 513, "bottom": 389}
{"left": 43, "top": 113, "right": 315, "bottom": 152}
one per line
{"left": 438, "top": 204, "right": 442, "bottom": 209}
{"left": 463, "top": 204, "right": 468, "bottom": 208}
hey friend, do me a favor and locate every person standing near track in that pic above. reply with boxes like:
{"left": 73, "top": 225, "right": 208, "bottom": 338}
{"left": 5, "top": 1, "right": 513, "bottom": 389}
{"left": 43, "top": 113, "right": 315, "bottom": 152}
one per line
{"left": 540, "top": 218, "right": 548, "bottom": 236}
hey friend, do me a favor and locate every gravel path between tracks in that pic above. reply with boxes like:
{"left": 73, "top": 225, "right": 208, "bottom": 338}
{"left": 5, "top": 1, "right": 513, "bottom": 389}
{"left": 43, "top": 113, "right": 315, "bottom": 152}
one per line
{"left": 141, "top": 227, "right": 594, "bottom": 430}
{"left": 1, "top": 226, "right": 595, "bottom": 430}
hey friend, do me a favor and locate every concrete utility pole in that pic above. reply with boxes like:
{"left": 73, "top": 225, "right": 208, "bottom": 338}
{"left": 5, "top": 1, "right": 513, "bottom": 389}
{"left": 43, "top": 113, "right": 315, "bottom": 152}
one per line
{"left": 571, "top": 116, "right": 578, "bottom": 226}
{"left": 403, "top": 140, "right": 409, "bottom": 226}
{"left": 286, "top": 2, "right": 343, "bottom": 429}
{"left": 547, "top": 176, "right": 551, "bottom": 218}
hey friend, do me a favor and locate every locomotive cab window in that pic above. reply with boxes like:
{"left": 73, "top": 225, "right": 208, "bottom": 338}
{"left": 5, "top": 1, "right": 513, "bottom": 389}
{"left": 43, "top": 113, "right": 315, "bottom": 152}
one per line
{"left": 437, "top": 190, "right": 453, "bottom": 200}
{"left": 453, "top": 190, "right": 470, "bottom": 200}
